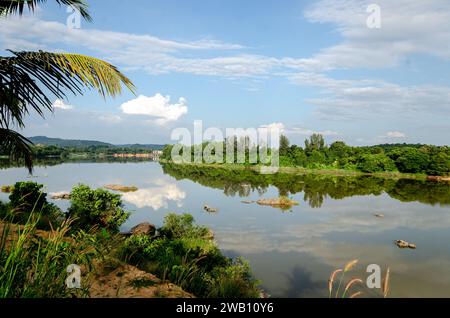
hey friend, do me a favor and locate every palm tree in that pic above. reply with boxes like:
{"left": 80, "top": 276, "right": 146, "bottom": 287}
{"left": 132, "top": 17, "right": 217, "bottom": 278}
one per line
{"left": 0, "top": 0, "right": 135, "bottom": 172}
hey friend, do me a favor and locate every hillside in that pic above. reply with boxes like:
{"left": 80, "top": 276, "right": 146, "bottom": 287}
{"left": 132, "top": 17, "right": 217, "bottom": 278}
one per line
{"left": 29, "top": 136, "right": 113, "bottom": 148}
{"left": 28, "top": 136, "right": 164, "bottom": 150}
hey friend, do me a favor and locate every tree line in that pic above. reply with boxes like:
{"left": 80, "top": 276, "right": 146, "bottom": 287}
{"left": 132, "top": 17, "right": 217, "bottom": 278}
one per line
{"left": 161, "top": 134, "right": 450, "bottom": 176}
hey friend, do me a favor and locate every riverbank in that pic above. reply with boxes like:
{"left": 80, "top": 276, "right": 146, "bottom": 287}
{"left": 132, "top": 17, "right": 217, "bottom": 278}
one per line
{"left": 159, "top": 160, "right": 430, "bottom": 181}
{"left": 0, "top": 182, "right": 261, "bottom": 298}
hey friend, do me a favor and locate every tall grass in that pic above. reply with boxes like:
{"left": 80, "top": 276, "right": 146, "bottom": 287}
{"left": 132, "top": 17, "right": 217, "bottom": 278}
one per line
{"left": 0, "top": 214, "right": 99, "bottom": 298}
{"left": 328, "top": 260, "right": 391, "bottom": 298}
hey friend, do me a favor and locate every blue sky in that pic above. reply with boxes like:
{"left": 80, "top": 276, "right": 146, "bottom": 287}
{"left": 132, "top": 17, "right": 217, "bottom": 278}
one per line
{"left": 1, "top": 0, "right": 449, "bottom": 145}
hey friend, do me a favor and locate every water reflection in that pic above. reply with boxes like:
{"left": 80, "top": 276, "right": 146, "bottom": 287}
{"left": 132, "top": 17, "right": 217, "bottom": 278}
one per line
{"left": 161, "top": 163, "right": 450, "bottom": 208}
{"left": 122, "top": 179, "right": 185, "bottom": 210}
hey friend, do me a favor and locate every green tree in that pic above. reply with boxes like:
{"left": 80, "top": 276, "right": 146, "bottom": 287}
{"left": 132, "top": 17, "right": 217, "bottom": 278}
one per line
{"left": 394, "top": 148, "right": 429, "bottom": 173}
{"left": 427, "top": 152, "right": 450, "bottom": 176}
{"left": 8, "top": 181, "right": 63, "bottom": 228}
{"left": 0, "top": 0, "right": 135, "bottom": 173}
{"left": 357, "top": 154, "right": 397, "bottom": 173}
{"left": 279, "top": 135, "right": 290, "bottom": 156}
{"left": 68, "top": 184, "right": 130, "bottom": 232}
{"left": 305, "top": 134, "right": 326, "bottom": 154}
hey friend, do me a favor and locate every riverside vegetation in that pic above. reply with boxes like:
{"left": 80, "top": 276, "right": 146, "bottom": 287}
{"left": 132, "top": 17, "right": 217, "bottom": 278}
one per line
{"left": 0, "top": 181, "right": 260, "bottom": 298}
{"left": 161, "top": 134, "right": 450, "bottom": 177}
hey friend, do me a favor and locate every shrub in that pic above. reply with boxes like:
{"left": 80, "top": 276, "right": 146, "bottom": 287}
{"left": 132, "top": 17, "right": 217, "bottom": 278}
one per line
{"left": 119, "top": 213, "right": 260, "bottom": 298}
{"left": 7, "top": 182, "right": 63, "bottom": 229}
{"left": 394, "top": 148, "right": 429, "bottom": 173}
{"left": 357, "top": 154, "right": 397, "bottom": 173}
{"left": 426, "top": 152, "right": 450, "bottom": 176}
{"left": 0, "top": 216, "right": 99, "bottom": 298}
{"left": 68, "top": 184, "right": 130, "bottom": 233}
{"left": 0, "top": 201, "right": 8, "bottom": 219}
{"left": 159, "top": 213, "right": 209, "bottom": 239}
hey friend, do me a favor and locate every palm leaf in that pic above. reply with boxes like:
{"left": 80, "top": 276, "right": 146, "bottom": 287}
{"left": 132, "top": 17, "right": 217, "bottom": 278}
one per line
{"left": 0, "top": 50, "right": 135, "bottom": 128}
{"left": 0, "top": 0, "right": 91, "bottom": 21}
{"left": 0, "top": 51, "right": 135, "bottom": 173}
{"left": 0, "top": 128, "right": 34, "bottom": 173}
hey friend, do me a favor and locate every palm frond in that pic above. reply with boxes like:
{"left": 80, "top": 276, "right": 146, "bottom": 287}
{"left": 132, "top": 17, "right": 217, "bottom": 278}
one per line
{"left": 0, "top": 50, "right": 135, "bottom": 127}
{"left": 0, "top": 0, "right": 91, "bottom": 21}
{"left": 0, "top": 128, "right": 34, "bottom": 173}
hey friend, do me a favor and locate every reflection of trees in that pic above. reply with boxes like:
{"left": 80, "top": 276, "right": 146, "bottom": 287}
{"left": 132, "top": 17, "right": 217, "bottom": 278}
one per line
{"left": 160, "top": 163, "right": 450, "bottom": 208}
{"left": 0, "top": 158, "right": 156, "bottom": 170}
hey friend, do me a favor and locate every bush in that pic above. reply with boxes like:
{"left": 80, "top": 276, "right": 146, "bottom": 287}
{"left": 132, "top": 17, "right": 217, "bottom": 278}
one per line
{"left": 427, "top": 152, "right": 450, "bottom": 176}
{"left": 0, "top": 216, "right": 100, "bottom": 298}
{"left": 357, "top": 154, "right": 397, "bottom": 173}
{"left": 68, "top": 184, "right": 130, "bottom": 233}
{"left": 119, "top": 213, "right": 260, "bottom": 298}
{"left": 0, "top": 201, "right": 8, "bottom": 219}
{"left": 7, "top": 182, "right": 63, "bottom": 229}
{"left": 159, "top": 213, "right": 209, "bottom": 239}
{"left": 394, "top": 148, "right": 429, "bottom": 173}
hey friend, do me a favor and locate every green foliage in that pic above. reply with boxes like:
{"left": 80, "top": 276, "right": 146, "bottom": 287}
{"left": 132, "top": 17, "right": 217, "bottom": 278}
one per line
{"left": 159, "top": 213, "right": 209, "bottom": 239}
{"left": 0, "top": 216, "right": 100, "bottom": 298}
{"left": 356, "top": 154, "right": 397, "bottom": 173}
{"left": 279, "top": 135, "right": 290, "bottom": 156}
{"left": 119, "top": 213, "right": 260, "bottom": 298}
{"left": 68, "top": 184, "right": 130, "bottom": 233}
{"left": 164, "top": 135, "right": 450, "bottom": 176}
{"left": 7, "top": 181, "right": 63, "bottom": 229}
{"left": 305, "top": 133, "right": 326, "bottom": 154}
{"left": 427, "top": 152, "right": 450, "bottom": 176}
{"left": 393, "top": 148, "right": 429, "bottom": 173}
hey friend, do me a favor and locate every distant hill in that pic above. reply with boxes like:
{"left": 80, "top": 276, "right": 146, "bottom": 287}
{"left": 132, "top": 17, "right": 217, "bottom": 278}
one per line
{"left": 28, "top": 136, "right": 165, "bottom": 150}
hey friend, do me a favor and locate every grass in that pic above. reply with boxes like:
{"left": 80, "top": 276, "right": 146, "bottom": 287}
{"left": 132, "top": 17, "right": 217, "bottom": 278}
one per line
{"left": 328, "top": 260, "right": 391, "bottom": 298}
{"left": 161, "top": 160, "right": 428, "bottom": 181}
{"left": 0, "top": 215, "right": 100, "bottom": 298}
{"left": 119, "top": 213, "right": 261, "bottom": 298}
{"left": 128, "top": 277, "right": 156, "bottom": 289}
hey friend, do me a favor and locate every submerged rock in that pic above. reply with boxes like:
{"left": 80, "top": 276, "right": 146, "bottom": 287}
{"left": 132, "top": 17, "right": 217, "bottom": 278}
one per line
{"left": 427, "top": 176, "right": 450, "bottom": 183}
{"left": 203, "top": 205, "right": 218, "bottom": 213}
{"left": 257, "top": 197, "right": 299, "bottom": 208}
{"left": 130, "top": 222, "right": 156, "bottom": 237}
{"left": 104, "top": 184, "right": 138, "bottom": 193}
{"left": 51, "top": 192, "right": 71, "bottom": 200}
{"left": 1, "top": 185, "right": 13, "bottom": 193}
{"left": 395, "top": 240, "right": 416, "bottom": 249}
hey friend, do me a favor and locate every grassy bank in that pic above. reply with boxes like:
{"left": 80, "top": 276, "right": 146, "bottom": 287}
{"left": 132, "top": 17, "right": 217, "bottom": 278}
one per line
{"left": 0, "top": 182, "right": 261, "bottom": 298}
{"left": 160, "top": 160, "right": 429, "bottom": 181}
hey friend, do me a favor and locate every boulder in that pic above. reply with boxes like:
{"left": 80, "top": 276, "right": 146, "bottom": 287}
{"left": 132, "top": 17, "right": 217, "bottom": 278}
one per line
{"left": 104, "top": 184, "right": 138, "bottom": 192}
{"left": 203, "top": 205, "right": 218, "bottom": 213}
{"left": 130, "top": 222, "right": 156, "bottom": 237}
{"left": 395, "top": 240, "right": 416, "bottom": 249}
{"left": 51, "top": 193, "right": 71, "bottom": 200}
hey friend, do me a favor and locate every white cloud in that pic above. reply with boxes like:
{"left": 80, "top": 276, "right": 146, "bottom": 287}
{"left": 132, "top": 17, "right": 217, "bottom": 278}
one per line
{"left": 98, "top": 114, "right": 122, "bottom": 124}
{"left": 385, "top": 131, "right": 406, "bottom": 138}
{"left": 52, "top": 99, "right": 73, "bottom": 110}
{"left": 258, "top": 122, "right": 285, "bottom": 134}
{"left": 120, "top": 93, "right": 188, "bottom": 125}
{"left": 289, "top": 72, "right": 450, "bottom": 120}
{"left": 303, "top": 0, "right": 450, "bottom": 71}
{"left": 287, "top": 127, "right": 339, "bottom": 137}
{"left": 121, "top": 180, "right": 185, "bottom": 210}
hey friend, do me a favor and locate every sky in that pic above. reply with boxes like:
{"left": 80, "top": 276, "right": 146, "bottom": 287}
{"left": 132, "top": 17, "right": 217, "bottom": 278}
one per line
{"left": 1, "top": 0, "right": 450, "bottom": 145}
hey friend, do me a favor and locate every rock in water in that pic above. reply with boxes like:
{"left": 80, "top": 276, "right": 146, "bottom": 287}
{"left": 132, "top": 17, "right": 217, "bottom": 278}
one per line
{"left": 104, "top": 184, "right": 138, "bottom": 192}
{"left": 131, "top": 222, "right": 156, "bottom": 237}
{"left": 203, "top": 205, "right": 218, "bottom": 213}
{"left": 51, "top": 192, "right": 71, "bottom": 200}
{"left": 395, "top": 240, "right": 416, "bottom": 249}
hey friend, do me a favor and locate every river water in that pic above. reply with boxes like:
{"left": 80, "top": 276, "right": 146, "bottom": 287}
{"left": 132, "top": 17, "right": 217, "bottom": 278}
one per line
{"left": 1, "top": 160, "right": 450, "bottom": 297}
